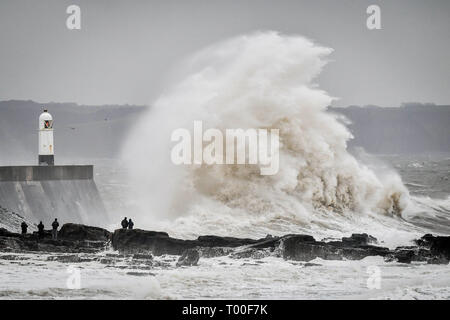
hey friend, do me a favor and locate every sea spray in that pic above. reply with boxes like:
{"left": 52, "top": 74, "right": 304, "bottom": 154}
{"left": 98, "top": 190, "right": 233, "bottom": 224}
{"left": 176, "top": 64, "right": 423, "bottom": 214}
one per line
{"left": 121, "top": 32, "right": 410, "bottom": 239}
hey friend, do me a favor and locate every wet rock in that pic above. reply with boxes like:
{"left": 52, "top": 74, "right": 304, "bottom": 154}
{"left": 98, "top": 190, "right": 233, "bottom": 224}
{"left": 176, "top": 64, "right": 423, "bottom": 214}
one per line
{"left": 59, "top": 223, "right": 111, "bottom": 242}
{"left": 111, "top": 229, "right": 266, "bottom": 256}
{"left": 79, "top": 240, "right": 107, "bottom": 249}
{"left": 241, "top": 263, "right": 258, "bottom": 266}
{"left": 281, "top": 235, "right": 337, "bottom": 262}
{"left": 111, "top": 229, "right": 188, "bottom": 255}
{"left": 177, "top": 249, "right": 200, "bottom": 267}
{"left": 196, "top": 235, "right": 259, "bottom": 247}
{"left": 132, "top": 253, "right": 153, "bottom": 260}
{"left": 152, "top": 260, "right": 172, "bottom": 268}
{"left": 340, "top": 246, "right": 390, "bottom": 260}
{"left": 130, "top": 257, "right": 153, "bottom": 267}
{"left": 99, "top": 258, "right": 115, "bottom": 264}
{"left": 282, "top": 241, "right": 342, "bottom": 261}
{"left": 427, "top": 255, "right": 449, "bottom": 265}
{"left": 0, "top": 227, "right": 108, "bottom": 254}
{"left": 245, "top": 237, "right": 281, "bottom": 250}
{"left": 126, "top": 271, "right": 156, "bottom": 276}
{"left": 32, "top": 230, "right": 53, "bottom": 239}
{"left": 391, "top": 249, "right": 416, "bottom": 264}
{"left": 230, "top": 248, "right": 271, "bottom": 260}
{"left": 281, "top": 234, "right": 390, "bottom": 262}
{"left": 47, "top": 254, "right": 94, "bottom": 263}
{"left": 0, "top": 228, "right": 20, "bottom": 238}
{"left": 198, "top": 247, "right": 233, "bottom": 258}
{"left": 0, "top": 254, "right": 30, "bottom": 261}
{"left": 341, "top": 233, "right": 377, "bottom": 246}
{"left": 0, "top": 236, "right": 39, "bottom": 251}
{"left": 304, "top": 262, "right": 322, "bottom": 267}
{"left": 415, "top": 234, "right": 450, "bottom": 260}
{"left": 1, "top": 222, "right": 449, "bottom": 266}
{"left": 383, "top": 235, "right": 450, "bottom": 264}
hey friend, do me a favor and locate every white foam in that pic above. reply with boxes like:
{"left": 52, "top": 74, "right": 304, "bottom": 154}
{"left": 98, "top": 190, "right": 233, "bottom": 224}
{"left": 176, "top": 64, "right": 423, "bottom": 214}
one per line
{"left": 120, "top": 32, "right": 433, "bottom": 244}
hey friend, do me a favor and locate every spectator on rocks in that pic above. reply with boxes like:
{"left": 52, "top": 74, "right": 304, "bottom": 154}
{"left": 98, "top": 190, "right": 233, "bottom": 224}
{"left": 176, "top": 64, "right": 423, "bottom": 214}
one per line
{"left": 37, "top": 221, "right": 45, "bottom": 238}
{"left": 51, "top": 218, "right": 59, "bottom": 240}
{"left": 121, "top": 217, "right": 129, "bottom": 229}
{"left": 128, "top": 219, "right": 134, "bottom": 230}
{"left": 21, "top": 222, "right": 28, "bottom": 234}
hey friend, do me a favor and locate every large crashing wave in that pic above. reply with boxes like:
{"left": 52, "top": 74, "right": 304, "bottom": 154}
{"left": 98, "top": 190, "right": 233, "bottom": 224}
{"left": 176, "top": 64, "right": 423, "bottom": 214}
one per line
{"left": 122, "top": 32, "right": 411, "bottom": 239}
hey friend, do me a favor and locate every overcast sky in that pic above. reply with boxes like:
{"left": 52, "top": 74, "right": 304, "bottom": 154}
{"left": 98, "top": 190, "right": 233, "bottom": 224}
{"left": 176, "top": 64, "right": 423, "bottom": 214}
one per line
{"left": 0, "top": 0, "right": 449, "bottom": 107}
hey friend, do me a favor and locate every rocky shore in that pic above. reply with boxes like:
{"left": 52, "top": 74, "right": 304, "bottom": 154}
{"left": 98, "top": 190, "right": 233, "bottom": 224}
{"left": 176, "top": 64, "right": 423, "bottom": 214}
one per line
{"left": 0, "top": 223, "right": 449, "bottom": 265}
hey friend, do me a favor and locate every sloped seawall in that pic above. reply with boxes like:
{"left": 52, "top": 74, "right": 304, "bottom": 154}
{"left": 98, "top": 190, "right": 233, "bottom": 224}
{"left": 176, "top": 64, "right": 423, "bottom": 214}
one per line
{"left": 0, "top": 165, "right": 108, "bottom": 227}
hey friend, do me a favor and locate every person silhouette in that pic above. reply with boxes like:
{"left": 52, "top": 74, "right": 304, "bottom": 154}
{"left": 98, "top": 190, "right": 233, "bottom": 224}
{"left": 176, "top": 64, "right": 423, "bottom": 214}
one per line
{"left": 37, "top": 221, "right": 45, "bottom": 238}
{"left": 121, "top": 217, "right": 129, "bottom": 229}
{"left": 51, "top": 218, "right": 59, "bottom": 240}
{"left": 21, "top": 222, "right": 28, "bottom": 234}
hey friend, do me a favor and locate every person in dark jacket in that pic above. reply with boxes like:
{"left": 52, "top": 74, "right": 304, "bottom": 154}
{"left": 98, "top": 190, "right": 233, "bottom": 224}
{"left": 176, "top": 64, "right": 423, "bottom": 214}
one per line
{"left": 21, "top": 222, "right": 28, "bottom": 234}
{"left": 121, "top": 217, "right": 129, "bottom": 229}
{"left": 37, "top": 221, "right": 45, "bottom": 238}
{"left": 51, "top": 218, "right": 59, "bottom": 240}
{"left": 128, "top": 219, "right": 134, "bottom": 230}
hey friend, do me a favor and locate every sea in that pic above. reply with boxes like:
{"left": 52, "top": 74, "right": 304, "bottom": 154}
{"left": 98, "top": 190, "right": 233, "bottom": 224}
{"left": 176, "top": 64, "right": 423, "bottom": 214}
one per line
{"left": 1, "top": 32, "right": 449, "bottom": 299}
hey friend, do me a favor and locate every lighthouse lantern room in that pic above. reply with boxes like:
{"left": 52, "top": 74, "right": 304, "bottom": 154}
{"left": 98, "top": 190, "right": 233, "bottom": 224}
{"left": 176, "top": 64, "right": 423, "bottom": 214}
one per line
{"left": 38, "top": 109, "right": 54, "bottom": 166}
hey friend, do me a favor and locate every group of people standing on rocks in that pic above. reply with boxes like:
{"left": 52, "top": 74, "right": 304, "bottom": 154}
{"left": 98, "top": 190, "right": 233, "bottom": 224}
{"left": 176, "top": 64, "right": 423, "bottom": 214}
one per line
{"left": 21, "top": 218, "right": 60, "bottom": 240}
{"left": 121, "top": 217, "right": 134, "bottom": 230}
{"left": 19, "top": 217, "right": 133, "bottom": 238}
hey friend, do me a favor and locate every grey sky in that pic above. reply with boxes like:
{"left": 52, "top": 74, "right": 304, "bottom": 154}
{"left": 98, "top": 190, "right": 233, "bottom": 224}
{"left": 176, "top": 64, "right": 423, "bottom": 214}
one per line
{"left": 0, "top": 0, "right": 449, "bottom": 107}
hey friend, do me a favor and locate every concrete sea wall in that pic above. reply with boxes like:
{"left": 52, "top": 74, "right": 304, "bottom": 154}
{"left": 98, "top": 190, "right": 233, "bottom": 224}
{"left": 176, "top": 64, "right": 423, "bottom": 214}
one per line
{"left": 0, "top": 165, "right": 108, "bottom": 227}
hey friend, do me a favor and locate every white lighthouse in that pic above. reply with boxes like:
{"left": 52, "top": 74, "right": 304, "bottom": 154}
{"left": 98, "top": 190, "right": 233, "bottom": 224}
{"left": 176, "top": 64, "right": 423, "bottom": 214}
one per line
{"left": 38, "top": 109, "right": 54, "bottom": 166}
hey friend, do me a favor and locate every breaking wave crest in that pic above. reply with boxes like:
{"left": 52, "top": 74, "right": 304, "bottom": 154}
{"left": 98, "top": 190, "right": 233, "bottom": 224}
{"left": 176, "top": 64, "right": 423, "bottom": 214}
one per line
{"left": 122, "top": 32, "right": 414, "bottom": 241}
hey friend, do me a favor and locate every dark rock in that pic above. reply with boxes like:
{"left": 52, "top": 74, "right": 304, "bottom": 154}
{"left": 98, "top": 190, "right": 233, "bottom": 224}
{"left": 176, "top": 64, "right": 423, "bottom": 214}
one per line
{"left": 340, "top": 245, "right": 390, "bottom": 260}
{"left": 282, "top": 241, "right": 342, "bottom": 261}
{"left": 99, "top": 258, "right": 115, "bottom": 264}
{"left": 283, "top": 234, "right": 316, "bottom": 243}
{"left": 281, "top": 234, "right": 389, "bottom": 262}
{"left": 197, "top": 235, "right": 259, "bottom": 247}
{"left": 126, "top": 272, "right": 156, "bottom": 276}
{"left": 111, "top": 228, "right": 195, "bottom": 255}
{"left": 392, "top": 249, "right": 416, "bottom": 264}
{"left": 33, "top": 230, "right": 53, "bottom": 239}
{"left": 0, "top": 228, "right": 20, "bottom": 238}
{"left": 0, "top": 236, "right": 38, "bottom": 251}
{"left": 384, "top": 245, "right": 439, "bottom": 264}
{"left": 132, "top": 253, "right": 153, "bottom": 260}
{"left": 177, "top": 249, "right": 200, "bottom": 267}
{"left": 281, "top": 235, "right": 333, "bottom": 262}
{"left": 304, "top": 262, "right": 322, "bottom": 267}
{"left": 0, "top": 227, "right": 108, "bottom": 254}
{"left": 79, "top": 240, "right": 107, "bottom": 249}
{"left": 415, "top": 234, "right": 450, "bottom": 259}
{"left": 198, "top": 247, "right": 233, "bottom": 258}
{"left": 427, "top": 255, "right": 449, "bottom": 265}
{"left": 59, "top": 223, "right": 111, "bottom": 242}
{"left": 0, "top": 254, "right": 30, "bottom": 261}
{"left": 47, "top": 254, "right": 94, "bottom": 263}
{"left": 111, "top": 229, "right": 271, "bottom": 256}
{"left": 230, "top": 248, "right": 271, "bottom": 260}
{"left": 341, "top": 233, "right": 377, "bottom": 246}
{"left": 245, "top": 237, "right": 281, "bottom": 249}
{"left": 1, "top": 222, "right": 449, "bottom": 266}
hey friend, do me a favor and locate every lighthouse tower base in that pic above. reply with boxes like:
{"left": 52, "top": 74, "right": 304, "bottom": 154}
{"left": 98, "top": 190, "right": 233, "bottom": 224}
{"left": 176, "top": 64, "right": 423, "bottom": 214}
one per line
{"left": 38, "top": 155, "right": 54, "bottom": 166}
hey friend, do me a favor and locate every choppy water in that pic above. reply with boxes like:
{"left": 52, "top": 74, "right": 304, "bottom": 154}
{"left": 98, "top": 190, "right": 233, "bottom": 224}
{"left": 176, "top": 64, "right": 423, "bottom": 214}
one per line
{"left": 0, "top": 154, "right": 449, "bottom": 300}
{"left": 1, "top": 33, "right": 449, "bottom": 300}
